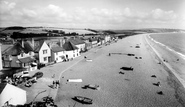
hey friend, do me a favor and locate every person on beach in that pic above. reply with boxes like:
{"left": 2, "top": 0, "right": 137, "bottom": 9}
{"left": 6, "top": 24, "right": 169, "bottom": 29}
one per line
{"left": 53, "top": 80, "right": 56, "bottom": 88}
{"left": 56, "top": 80, "right": 60, "bottom": 88}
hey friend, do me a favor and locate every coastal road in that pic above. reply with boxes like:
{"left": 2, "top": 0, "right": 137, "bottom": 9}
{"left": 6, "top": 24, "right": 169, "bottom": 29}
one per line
{"left": 55, "top": 34, "right": 184, "bottom": 107}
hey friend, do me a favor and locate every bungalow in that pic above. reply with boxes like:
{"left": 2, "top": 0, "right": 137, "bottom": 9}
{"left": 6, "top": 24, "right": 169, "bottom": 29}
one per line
{"left": 63, "top": 41, "right": 79, "bottom": 60}
{"left": 0, "top": 83, "right": 27, "bottom": 106}
{"left": 34, "top": 40, "right": 51, "bottom": 64}
{"left": 2, "top": 42, "right": 36, "bottom": 71}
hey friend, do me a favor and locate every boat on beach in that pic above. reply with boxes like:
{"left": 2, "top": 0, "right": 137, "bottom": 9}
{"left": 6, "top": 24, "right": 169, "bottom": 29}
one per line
{"left": 73, "top": 96, "right": 93, "bottom": 104}
{"left": 83, "top": 84, "right": 100, "bottom": 90}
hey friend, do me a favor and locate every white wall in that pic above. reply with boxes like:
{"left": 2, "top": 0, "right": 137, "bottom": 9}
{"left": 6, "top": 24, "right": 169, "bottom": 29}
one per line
{"left": 65, "top": 49, "right": 79, "bottom": 59}
{"left": 76, "top": 44, "right": 85, "bottom": 52}
{"left": 54, "top": 51, "right": 65, "bottom": 62}
{"left": 39, "top": 42, "right": 51, "bottom": 64}
{"left": 0, "top": 84, "right": 26, "bottom": 106}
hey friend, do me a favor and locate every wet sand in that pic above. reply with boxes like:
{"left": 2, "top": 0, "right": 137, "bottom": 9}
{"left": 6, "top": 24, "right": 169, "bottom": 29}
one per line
{"left": 54, "top": 34, "right": 184, "bottom": 107}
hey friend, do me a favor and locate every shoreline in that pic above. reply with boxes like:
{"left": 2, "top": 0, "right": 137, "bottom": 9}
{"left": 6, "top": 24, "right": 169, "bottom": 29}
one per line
{"left": 145, "top": 34, "right": 185, "bottom": 106}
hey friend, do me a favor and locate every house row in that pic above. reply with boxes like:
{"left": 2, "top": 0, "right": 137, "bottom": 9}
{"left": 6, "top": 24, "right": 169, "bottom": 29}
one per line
{"left": 1, "top": 35, "right": 112, "bottom": 72}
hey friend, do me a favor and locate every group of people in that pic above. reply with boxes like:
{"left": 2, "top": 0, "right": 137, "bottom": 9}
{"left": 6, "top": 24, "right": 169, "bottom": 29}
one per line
{"left": 53, "top": 80, "right": 60, "bottom": 89}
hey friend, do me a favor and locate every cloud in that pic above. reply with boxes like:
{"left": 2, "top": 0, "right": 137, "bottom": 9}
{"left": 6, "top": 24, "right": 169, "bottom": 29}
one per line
{"left": 0, "top": 1, "right": 16, "bottom": 15}
{"left": 151, "top": 9, "right": 177, "bottom": 20}
{"left": 0, "top": 2, "right": 182, "bottom": 29}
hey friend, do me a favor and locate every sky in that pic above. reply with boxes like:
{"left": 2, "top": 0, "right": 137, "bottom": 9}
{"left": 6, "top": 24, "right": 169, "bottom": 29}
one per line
{"left": 0, "top": 0, "right": 185, "bottom": 29}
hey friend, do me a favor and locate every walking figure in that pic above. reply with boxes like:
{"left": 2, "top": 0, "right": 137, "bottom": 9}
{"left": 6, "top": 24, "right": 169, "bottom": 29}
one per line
{"left": 53, "top": 81, "right": 56, "bottom": 88}
{"left": 56, "top": 80, "right": 60, "bottom": 88}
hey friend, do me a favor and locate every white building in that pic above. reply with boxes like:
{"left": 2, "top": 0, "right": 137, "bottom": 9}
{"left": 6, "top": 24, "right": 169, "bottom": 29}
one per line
{"left": 51, "top": 46, "right": 66, "bottom": 63}
{"left": 34, "top": 40, "right": 51, "bottom": 64}
{"left": 63, "top": 41, "right": 79, "bottom": 59}
{"left": 0, "top": 83, "right": 26, "bottom": 106}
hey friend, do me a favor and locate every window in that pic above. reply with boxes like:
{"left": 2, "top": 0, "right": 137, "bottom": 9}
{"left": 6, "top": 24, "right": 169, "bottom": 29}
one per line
{"left": 21, "top": 53, "right": 24, "bottom": 57}
{"left": 43, "top": 50, "right": 47, "bottom": 54}
{"left": 44, "top": 57, "right": 47, "bottom": 61}
{"left": 56, "top": 52, "right": 58, "bottom": 55}
{"left": 29, "top": 52, "right": 32, "bottom": 55}
{"left": 56, "top": 58, "right": 58, "bottom": 61}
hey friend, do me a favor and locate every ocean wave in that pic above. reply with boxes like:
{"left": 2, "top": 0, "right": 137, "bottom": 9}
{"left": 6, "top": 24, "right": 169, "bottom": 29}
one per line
{"left": 148, "top": 35, "right": 185, "bottom": 60}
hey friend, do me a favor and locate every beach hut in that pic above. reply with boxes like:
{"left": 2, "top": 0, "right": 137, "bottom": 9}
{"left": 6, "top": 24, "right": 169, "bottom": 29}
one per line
{"left": 0, "top": 83, "right": 26, "bottom": 106}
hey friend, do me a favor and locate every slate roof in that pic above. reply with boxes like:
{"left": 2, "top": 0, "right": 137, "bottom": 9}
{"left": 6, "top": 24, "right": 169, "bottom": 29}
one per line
{"left": 24, "top": 41, "right": 34, "bottom": 53}
{"left": 18, "top": 57, "right": 35, "bottom": 63}
{"left": 63, "top": 41, "right": 78, "bottom": 51}
{"left": 2, "top": 41, "right": 34, "bottom": 56}
{"left": 51, "top": 46, "right": 65, "bottom": 52}
{"left": 34, "top": 40, "right": 45, "bottom": 52}
{"left": 0, "top": 83, "right": 6, "bottom": 94}
{"left": 68, "top": 38, "right": 85, "bottom": 45}
{"left": 3, "top": 43, "right": 26, "bottom": 56}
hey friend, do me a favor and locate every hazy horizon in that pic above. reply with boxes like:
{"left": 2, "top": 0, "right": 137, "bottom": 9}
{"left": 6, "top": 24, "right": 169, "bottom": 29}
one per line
{"left": 0, "top": 0, "right": 185, "bottom": 29}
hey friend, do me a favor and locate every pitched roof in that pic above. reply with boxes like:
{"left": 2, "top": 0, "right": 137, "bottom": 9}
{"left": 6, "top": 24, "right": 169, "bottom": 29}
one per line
{"left": 63, "top": 41, "right": 78, "bottom": 51}
{"left": 34, "top": 40, "right": 45, "bottom": 52}
{"left": 18, "top": 57, "right": 35, "bottom": 63}
{"left": 0, "top": 83, "right": 26, "bottom": 94}
{"left": 68, "top": 38, "right": 85, "bottom": 45}
{"left": 0, "top": 83, "right": 7, "bottom": 94}
{"left": 51, "top": 46, "right": 65, "bottom": 52}
{"left": 3, "top": 43, "right": 26, "bottom": 56}
{"left": 24, "top": 41, "right": 34, "bottom": 53}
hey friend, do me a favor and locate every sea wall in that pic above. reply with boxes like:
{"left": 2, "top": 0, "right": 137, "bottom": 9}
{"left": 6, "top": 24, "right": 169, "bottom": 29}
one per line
{"left": 144, "top": 34, "right": 185, "bottom": 106}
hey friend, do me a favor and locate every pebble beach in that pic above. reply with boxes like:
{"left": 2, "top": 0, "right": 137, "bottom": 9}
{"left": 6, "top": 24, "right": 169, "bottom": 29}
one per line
{"left": 51, "top": 34, "right": 185, "bottom": 107}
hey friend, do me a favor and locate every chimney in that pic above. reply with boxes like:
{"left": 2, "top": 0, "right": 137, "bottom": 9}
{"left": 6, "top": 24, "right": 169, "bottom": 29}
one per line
{"left": 31, "top": 38, "right": 35, "bottom": 48}
{"left": 59, "top": 39, "right": 63, "bottom": 47}
{"left": 21, "top": 39, "right": 24, "bottom": 48}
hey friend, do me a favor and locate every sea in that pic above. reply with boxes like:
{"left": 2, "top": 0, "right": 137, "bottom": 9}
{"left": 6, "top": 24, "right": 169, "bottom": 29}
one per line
{"left": 149, "top": 33, "right": 185, "bottom": 60}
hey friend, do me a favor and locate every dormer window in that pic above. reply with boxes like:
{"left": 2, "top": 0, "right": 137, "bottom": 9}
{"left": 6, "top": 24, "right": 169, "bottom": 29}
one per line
{"left": 29, "top": 52, "right": 32, "bottom": 55}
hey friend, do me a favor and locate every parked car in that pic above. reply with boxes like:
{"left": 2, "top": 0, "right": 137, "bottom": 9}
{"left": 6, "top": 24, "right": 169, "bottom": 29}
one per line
{"left": 32, "top": 72, "right": 43, "bottom": 79}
